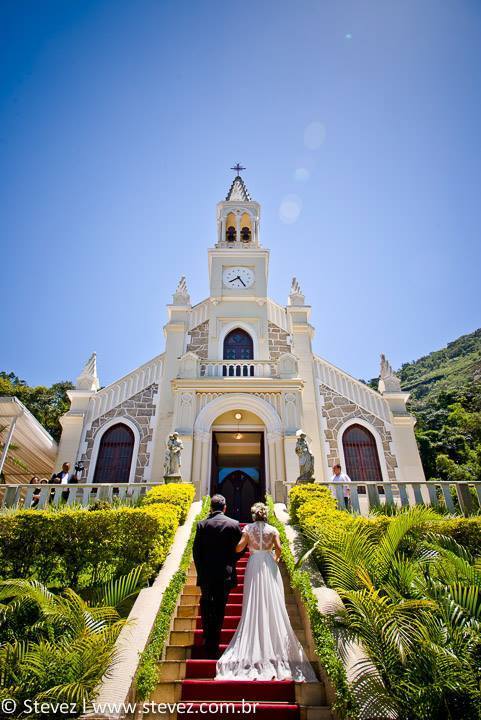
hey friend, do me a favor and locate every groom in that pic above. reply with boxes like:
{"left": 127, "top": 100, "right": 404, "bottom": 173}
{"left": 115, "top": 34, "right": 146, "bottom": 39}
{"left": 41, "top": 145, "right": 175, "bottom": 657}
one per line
{"left": 193, "top": 494, "right": 242, "bottom": 658}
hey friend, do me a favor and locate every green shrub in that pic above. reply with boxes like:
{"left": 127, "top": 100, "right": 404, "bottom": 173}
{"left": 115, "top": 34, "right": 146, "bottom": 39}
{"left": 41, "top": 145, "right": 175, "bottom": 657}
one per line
{"left": 142, "top": 483, "right": 196, "bottom": 524}
{"left": 0, "top": 505, "right": 179, "bottom": 588}
{"left": 423, "top": 516, "right": 481, "bottom": 554}
{"left": 289, "top": 484, "right": 336, "bottom": 523}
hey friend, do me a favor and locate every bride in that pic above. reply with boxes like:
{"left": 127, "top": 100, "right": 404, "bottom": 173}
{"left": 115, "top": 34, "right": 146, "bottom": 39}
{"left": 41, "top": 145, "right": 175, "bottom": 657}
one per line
{"left": 215, "top": 502, "right": 316, "bottom": 682}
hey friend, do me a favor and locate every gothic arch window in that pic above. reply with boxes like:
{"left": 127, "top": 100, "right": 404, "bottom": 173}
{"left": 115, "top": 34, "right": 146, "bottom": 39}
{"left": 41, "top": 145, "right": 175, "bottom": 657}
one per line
{"left": 223, "top": 328, "right": 254, "bottom": 376}
{"left": 93, "top": 423, "right": 135, "bottom": 484}
{"left": 223, "top": 329, "right": 254, "bottom": 360}
{"left": 342, "top": 424, "right": 383, "bottom": 484}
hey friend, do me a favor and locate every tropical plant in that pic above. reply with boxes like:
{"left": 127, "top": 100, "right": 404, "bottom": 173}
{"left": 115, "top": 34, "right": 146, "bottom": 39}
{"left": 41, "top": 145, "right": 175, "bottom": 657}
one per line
{"left": 306, "top": 507, "right": 481, "bottom": 719}
{"left": 0, "top": 567, "right": 144, "bottom": 714}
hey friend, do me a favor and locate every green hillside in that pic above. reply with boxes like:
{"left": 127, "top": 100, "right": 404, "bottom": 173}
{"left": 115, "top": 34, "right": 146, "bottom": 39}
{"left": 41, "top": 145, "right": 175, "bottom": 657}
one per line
{"left": 397, "top": 328, "right": 481, "bottom": 481}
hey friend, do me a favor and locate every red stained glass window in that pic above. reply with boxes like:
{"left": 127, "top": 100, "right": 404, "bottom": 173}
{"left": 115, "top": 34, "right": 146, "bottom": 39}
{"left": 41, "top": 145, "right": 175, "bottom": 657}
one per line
{"left": 342, "top": 424, "right": 383, "bottom": 484}
{"left": 93, "top": 423, "right": 134, "bottom": 484}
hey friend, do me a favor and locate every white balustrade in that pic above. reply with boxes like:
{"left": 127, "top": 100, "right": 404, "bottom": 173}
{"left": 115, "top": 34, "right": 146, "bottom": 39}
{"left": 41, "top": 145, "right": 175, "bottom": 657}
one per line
{"left": 199, "top": 360, "right": 273, "bottom": 378}
{"left": 1, "top": 480, "right": 480, "bottom": 515}
{"left": 88, "top": 354, "right": 164, "bottom": 422}
{"left": 315, "top": 356, "right": 391, "bottom": 422}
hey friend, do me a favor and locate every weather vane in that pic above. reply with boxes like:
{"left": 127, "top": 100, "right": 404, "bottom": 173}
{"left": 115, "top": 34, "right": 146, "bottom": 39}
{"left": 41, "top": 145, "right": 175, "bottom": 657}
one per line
{"left": 230, "top": 163, "right": 245, "bottom": 175}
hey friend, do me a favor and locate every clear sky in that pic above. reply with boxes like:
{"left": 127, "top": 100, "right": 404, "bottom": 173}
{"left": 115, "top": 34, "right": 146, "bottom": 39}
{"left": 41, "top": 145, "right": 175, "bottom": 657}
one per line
{"left": 1, "top": 0, "right": 480, "bottom": 388}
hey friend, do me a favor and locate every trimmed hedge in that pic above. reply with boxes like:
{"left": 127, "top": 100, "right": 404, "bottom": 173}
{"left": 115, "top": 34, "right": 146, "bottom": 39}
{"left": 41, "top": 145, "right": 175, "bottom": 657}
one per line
{"left": 267, "top": 497, "right": 353, "bottom": 719}
{"left": 142, "top": 483, "right": 196, "bottom": 524}
{"left": 289, "top": 484, "right": 337, "bottom": 523}
{"left": 135, "top": 496, "right": 210, "bottom": 700}
{"left": 0, "top": 504, "right": 179, "bottom": 588}
{"left": 289, "top": 485, "right": 481, "bottom": 559}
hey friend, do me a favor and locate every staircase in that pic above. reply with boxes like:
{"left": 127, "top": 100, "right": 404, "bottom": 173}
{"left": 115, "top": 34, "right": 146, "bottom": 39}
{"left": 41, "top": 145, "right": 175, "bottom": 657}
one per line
{"left": 144, "top": 527, "right": 333, "bottom": 719}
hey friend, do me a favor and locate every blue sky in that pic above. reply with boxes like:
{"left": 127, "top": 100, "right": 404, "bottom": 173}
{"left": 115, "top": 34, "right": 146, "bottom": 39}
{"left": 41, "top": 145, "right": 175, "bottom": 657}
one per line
{"left": 1, "top": 0, "right": 480, "bottom": 388}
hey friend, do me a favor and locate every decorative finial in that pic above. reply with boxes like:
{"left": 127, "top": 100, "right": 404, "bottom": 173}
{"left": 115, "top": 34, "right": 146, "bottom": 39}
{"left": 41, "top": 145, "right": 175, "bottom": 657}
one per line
{"left": 291, "top": 277, "right": 302, "bottom": 295}
{"left": 230, "top": 163, "right": 246, "bottom": 176}
{"left": 176, "top": 276, "right": 188, "bottom": 295}
{"left": 378, "top": 353, "right": 401, "bottom": 393}
{"left": 173, "top": 276, "right": 190, "bottom": 306}
{"left": 288, "top": 276, "right": 305, "bottom": 306}
{"left": 76, "top": 352, "right": 100, "bottom": 392}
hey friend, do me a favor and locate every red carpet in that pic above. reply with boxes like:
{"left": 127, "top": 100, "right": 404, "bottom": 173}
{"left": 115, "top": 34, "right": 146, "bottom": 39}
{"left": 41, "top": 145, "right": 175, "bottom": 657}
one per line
{"left": 182, "top": 545, "right": 303, "bottom": 719}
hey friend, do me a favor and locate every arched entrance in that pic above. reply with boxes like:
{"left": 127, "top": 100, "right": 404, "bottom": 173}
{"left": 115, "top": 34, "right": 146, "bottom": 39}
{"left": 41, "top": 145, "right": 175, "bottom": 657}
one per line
{"left": 211, "top": 430, "right": 264, "bottom": 522}
{"left": 192, "top": 393, "right": 285, "bottom": 511}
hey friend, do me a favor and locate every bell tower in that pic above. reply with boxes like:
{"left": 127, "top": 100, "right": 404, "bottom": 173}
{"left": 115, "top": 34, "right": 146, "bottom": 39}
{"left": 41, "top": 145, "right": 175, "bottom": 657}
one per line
{"left": 216, "top": 170, "right": 260, "bottom": 248}
{"left": 209, "top": 168, "right": 269, "bottom": 300}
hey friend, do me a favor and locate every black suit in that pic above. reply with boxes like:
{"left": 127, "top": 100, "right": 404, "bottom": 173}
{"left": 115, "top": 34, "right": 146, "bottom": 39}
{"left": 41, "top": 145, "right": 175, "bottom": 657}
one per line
{"left": 49, "top": 471, "right": 77, "bottom": 501}
{"left": 193, "top": 511, "right": 242, "bottom": 655}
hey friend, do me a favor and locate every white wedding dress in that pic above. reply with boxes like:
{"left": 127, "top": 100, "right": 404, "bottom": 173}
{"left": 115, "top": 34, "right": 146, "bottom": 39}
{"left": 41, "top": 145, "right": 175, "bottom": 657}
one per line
{"left": 215, "top": 520, "right": 317, "bottom": 681}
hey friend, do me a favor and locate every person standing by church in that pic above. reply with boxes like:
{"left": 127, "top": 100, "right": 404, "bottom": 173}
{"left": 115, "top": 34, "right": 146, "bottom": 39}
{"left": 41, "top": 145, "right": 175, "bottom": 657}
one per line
{"left": 331, "top": 464, "right": 351, "bottom": 509}
{"left": 49, "top": 462, "right": 77, "bottom": 502}
{"left": 193, "top": 494, "right": 242, "bottom": 658}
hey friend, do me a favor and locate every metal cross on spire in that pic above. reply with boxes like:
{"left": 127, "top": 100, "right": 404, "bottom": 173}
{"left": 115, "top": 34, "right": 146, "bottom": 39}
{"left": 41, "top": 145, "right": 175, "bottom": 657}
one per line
{"left": 230, "top": 163, "right": 246, "bottom": 175}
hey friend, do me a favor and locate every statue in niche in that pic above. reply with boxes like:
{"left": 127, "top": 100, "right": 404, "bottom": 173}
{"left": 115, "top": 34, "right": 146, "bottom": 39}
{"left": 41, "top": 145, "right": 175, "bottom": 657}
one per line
{"left": 164, "top": 431, "right": 184, "bottom": 483}
{"left": 295, "top": 431, "right": 315, "bottom": 484}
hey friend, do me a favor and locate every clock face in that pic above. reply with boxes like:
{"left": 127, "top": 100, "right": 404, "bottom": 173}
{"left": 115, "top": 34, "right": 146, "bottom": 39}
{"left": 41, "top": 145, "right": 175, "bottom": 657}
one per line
{"left": 223, "top": 266, "right": 255, "bottom": 289}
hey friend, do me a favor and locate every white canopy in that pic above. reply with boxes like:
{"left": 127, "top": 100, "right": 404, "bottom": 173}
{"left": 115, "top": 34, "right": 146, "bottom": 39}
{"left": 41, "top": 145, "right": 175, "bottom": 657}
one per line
{"left": 0, "top": 397, "right": 58, "bottom": 484}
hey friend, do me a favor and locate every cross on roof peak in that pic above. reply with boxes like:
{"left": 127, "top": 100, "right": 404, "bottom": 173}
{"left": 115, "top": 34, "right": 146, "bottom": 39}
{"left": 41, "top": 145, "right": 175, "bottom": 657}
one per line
{"left": 230, "top": 163, "right": 246, "bottom": 175}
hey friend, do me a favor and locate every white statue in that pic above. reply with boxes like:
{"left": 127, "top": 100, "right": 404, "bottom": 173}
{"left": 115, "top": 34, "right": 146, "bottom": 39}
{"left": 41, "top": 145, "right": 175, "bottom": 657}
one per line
{"left": 295, "top": 430, "right": 315, "bottom": 483}
{"left": 164, "top": 431, "right": 183, "bottom": 481}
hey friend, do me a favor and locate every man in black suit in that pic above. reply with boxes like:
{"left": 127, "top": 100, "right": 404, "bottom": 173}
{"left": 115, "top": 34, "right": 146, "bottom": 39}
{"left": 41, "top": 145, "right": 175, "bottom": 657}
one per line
{"left": 193, "top": 494, "right": 242, "bottom": 657}
{"left": 48, "top": 462, "right": 77, "bottom": 502}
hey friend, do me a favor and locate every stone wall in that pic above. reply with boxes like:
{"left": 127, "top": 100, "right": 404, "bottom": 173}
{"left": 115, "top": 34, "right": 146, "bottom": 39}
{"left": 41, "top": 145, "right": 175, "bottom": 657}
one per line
{"left": 186, "top": 321, "right": 209, "bottom": 359}
{"left": 81, "top": 383, "right": 158, "bottom": 483}
{"left": 268, "top": 321, "right": 291, "bottom": 361}
{"left": 320, "top": 383, "right": 398, "bottom": 481}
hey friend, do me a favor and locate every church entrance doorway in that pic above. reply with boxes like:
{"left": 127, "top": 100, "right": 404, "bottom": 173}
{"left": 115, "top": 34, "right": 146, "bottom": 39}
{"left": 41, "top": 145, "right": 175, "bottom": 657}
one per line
{"left": 210, "top": 431, "right": 264, "bottom": 522}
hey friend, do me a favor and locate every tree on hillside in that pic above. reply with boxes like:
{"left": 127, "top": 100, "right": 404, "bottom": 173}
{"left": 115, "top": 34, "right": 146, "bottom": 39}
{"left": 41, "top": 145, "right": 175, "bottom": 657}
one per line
{"left": 0, "top": 372, "right": 73, "bottom": 442}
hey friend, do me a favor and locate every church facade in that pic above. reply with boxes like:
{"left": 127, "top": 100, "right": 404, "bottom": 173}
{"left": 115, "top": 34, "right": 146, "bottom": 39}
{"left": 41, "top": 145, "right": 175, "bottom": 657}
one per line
{"left": 56, "top": 175, "right": 425, "bottom": 518}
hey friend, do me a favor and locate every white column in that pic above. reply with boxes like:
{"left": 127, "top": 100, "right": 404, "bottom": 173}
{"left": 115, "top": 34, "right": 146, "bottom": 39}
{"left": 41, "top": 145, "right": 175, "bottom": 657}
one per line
{"left": 236, "top": 213, "right": 241, "bottom": 242}
{"left": 193, "top": 431, "right": 210, "bottom": 497}
{"left": 0, "top": 416, "right": 17, "bottom": 475}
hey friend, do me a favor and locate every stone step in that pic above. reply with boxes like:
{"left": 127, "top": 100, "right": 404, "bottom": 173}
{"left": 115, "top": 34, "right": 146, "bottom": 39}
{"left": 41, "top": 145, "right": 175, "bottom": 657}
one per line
{"left": 181, "top": 679, "right": 296, "bottom": 702}
{"left": 142, "top": 702, "right": 300, "bottom": 719}
{"left": 300, "top": 707, "right": 334, "bottom": 720}
{"left": 164, "top": 645, "right": 191, "bottom": 662}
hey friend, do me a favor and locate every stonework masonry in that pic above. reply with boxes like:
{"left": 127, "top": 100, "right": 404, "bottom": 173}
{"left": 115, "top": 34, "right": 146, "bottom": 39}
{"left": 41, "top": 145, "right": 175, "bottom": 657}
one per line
{"left": 319, "top": 383, "right": 398, "bottom": 481}
{"left": 186, "top": 321, "right": 209, "bottom": 359}
{"left": 268, "top": 322, "right": 291, "bottom": 361}
{"left": 81, "top": 383, "right": 158, "bottom": 483}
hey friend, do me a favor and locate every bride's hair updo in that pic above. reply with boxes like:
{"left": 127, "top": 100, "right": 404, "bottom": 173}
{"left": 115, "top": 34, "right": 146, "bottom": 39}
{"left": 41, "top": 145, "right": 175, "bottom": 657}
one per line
{"left": 251, "top": 502, "right": 268, "bottom": 522}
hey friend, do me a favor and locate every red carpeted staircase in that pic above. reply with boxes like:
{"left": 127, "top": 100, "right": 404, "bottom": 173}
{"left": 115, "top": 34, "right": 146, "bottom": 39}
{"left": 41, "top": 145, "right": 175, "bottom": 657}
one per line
{"left": 146, "top": 525, "right": 332, "bottom": 719}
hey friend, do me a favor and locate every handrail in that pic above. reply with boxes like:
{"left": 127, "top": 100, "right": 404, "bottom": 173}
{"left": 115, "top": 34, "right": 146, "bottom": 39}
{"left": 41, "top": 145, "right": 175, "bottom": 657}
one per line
{"left": 1, "top": 480, "right": 480, "bottom": 516}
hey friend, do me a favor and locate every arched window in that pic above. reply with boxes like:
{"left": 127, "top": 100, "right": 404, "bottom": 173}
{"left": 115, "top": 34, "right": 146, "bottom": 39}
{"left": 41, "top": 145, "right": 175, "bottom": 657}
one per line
{"left": 342, "top": 424, "right": 383, "bottom": 484}
{"left": 223, "top": 329, "right": 254, "bottom": 360}
{"left": 240, "top": 226, "right": 251, "bottom": 242}
{"left": 226, "top": 226, "right": 236, "bottom": 242}
{"left": 93, "top": 423, "right": 135, "bottom": 484}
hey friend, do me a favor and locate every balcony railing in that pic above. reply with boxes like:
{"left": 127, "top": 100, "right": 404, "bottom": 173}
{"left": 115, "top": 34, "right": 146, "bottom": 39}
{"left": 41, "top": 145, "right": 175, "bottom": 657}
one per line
{"left": 316, "top": 479, "right": 481, "bottom": 516}
{"left": 0, "top": 480, "right": 480, "bottom": 515}
{"left": 199, "top": 360, "right": 273, "bottom": 378}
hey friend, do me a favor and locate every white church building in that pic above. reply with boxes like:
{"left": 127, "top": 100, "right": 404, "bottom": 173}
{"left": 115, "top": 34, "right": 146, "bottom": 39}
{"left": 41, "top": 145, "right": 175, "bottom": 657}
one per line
{"left": 56, "top": 174, "right": 425, "bottom": 520}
